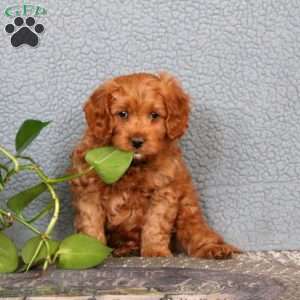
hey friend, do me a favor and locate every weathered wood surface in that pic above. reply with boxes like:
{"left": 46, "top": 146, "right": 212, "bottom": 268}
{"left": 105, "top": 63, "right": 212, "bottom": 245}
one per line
{"left": 0, "top": 266, "right": 282, "bottom": 300}
{"left": 0, "top": 252, "right": 300, "bottom": 300}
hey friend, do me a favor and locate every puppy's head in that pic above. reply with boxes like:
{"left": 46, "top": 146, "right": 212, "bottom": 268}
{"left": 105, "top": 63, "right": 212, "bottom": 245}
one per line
{"left": 84, "top": 72, "right": 190, "bottom": 160}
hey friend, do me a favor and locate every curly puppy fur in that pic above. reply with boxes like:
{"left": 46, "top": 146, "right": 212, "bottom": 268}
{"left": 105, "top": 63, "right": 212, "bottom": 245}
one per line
{"left": 70, "top": 72, "right": 240, "bottom": 258}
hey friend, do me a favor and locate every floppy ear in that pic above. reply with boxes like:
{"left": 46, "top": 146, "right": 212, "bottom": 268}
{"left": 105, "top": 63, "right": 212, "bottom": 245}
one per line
{"left": 84, "top": 80, "right": 117, "bottom": 141}
{"left": 159, "top": 72, "right": 190, "bottom": 140}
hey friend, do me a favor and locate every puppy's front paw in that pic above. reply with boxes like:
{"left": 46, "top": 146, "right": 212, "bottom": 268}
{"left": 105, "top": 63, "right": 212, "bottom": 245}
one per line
{"left": 141, "top": 247, "right": 173, "bottom": 257}
{"left": 113, "top": 241, "right": 139, "bottom": 257}
{"left": 191, "top": 243, "right": 241, "bottom": 259}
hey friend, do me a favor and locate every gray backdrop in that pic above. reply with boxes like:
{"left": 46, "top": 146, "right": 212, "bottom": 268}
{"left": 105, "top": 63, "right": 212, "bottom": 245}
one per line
{"left": 1, "top": 0, "right": 300, "bottom": 251}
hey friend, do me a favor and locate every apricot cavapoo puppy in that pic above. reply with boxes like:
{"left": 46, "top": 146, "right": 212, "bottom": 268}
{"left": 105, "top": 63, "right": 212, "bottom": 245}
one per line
{"left": 70, "top": 72, "right": 239, "bottom": 258}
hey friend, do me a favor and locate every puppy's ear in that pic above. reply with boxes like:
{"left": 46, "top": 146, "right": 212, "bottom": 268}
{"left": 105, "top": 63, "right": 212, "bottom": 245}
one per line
{"left": 159, "top": 72, "right": 190, "bottom": 140}
{"left": 84, "top": 80, "right": 118, "bottom": 141}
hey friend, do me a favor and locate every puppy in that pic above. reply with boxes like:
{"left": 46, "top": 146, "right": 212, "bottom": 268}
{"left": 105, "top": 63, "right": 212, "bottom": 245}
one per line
{"left": 70, "top": 72, "right": 240, "bottom": 258}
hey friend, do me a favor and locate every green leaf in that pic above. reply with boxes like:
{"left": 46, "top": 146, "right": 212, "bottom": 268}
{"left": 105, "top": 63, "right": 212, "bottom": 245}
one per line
{"left": 15, "top": 119, "right": 50, "bottom": 154}
{"left": 57, "top": 233, "right": 112, "bottom": 270}
{"left": 85, "top": 146, "right": 133, "bottom": 184}
{"left": 7, "top": 182, "right": 47, "bottom": 216}
{"left": 21, "top": 236, "right": 60, "bottom": 265}
{"left": 0, "top": 232, "right": 18, "bottom": 273}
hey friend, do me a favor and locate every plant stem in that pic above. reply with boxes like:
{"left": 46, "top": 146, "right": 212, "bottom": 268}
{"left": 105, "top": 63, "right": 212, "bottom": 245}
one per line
{"left": 3, "top": 169, "right": 15, "bottom": 184}
{"left": 20, "top": 164, "right": 49, "bottom": 182}
{"left": 42, "top": 256, "right": 49, "bottom": 271}
{"left": 0, "top": 213, "right": 6, "bottom": 230}
{"left": 42, "top": 239, "right": 51, "bottom": 271}
{"left": 47, "top": 166, "right": 94, "bottom": 184}
{"left": 15, "top": 155, "right": 36, "bottom": 164}
{"left": 26, "top": 239, "right": 44, "bottom": 272}
{"left": 0, "top": 209, "right": 41, "bottom": 235}
{"left": 18, "top": 164, "right": 60, "bottom": 236}
{"left": 27, "top": 202, "right": 53, "bottom": 224}
{"left": 0, "top": 146, "right": 19, "bottom": 172}
{"left": 44, "top": 183, "right": 59, "bottom": 236}
{"left": 0, "top": 163, "right": 9, "bottom": 172}
{"left": 13, "top": 164, "right": 60, "bottom": 237}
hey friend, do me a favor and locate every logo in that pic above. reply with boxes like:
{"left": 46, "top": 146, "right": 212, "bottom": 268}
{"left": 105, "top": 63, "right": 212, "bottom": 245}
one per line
{"left": 4, "top": 3, "right": 46, "bottom": 47}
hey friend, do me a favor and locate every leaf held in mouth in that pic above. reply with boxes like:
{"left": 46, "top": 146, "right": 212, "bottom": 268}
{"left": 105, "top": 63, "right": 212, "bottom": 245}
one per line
{"left": 85, "top": 146, "right": 133, "bottom": 184}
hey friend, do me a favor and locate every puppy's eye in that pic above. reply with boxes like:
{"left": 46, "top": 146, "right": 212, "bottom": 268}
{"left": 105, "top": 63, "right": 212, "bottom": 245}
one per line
{"left": 118, "top": 111, "right": 129, "bottom": 119}
{"left": 150, "top": 112, "right": 160, "bottom": 120}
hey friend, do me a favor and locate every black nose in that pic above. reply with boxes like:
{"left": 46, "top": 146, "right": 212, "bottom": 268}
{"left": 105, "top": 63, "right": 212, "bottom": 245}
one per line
{"left": 131, "top": 138, "right": 144, "bottom": 149}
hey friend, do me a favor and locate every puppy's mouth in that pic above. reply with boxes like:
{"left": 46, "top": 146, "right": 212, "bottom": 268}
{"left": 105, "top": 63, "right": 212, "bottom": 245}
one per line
{"left": 133, "top": 153, "right": 144, "bottom": 160}
{"left": 130, "top": 152, "right": 148, "bottom": 167}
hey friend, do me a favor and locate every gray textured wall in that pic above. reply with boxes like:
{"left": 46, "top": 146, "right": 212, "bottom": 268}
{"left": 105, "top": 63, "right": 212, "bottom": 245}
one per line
{"left": 1, "top": 0, "right": 300, "bottom": 251}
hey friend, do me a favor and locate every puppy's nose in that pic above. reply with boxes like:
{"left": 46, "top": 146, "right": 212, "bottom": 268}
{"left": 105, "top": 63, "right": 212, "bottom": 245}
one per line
{"left": 131, "top": 137, "right": 144, "bottom": 149}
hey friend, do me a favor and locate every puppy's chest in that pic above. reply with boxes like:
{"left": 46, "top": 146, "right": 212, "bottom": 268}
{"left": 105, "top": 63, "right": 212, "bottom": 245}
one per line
{"left": 102, "top": 187, "right": 153, "bottom": 230}
{"left": 99, "top": 163, "right": 174, "bottom": 231}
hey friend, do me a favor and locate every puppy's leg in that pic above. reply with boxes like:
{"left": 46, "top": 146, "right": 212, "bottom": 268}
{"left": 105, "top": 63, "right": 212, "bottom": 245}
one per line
{"left": 141, "top": 187, "right": 178, "bottom": 257}
{"left": 176, "top": 185, "right": 240, "bottom": 259}
{"left": 72, "top": 185, "right": 106, "bottom": 244}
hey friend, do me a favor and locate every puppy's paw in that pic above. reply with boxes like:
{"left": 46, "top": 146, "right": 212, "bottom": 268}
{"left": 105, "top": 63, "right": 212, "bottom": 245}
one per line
{"left": 191, "top": 243, "right": 241, "bottom": 259}
{"left": 141, "top": 247, "right": 173, "bottom": 257}
{"left": 113, "top": 242, "right": 139, "bottom": 257}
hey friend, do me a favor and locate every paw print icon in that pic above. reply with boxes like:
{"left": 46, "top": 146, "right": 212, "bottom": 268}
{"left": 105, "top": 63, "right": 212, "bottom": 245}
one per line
{"left": 5, "top": 17, "right": 45, "bottom": 47}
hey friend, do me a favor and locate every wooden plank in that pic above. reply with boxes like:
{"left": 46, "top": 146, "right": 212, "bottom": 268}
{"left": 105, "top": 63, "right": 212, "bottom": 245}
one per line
{"left": 21, "top": 295, "right": 235, "bottom": 300}
{"left": 0, "top": 266, "right": 283, "bottom": 300}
